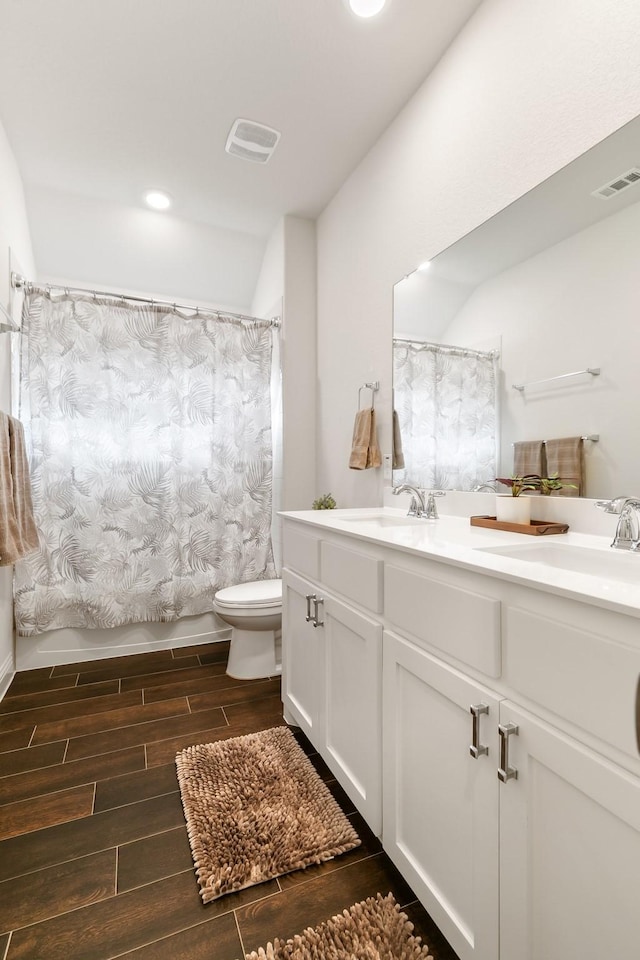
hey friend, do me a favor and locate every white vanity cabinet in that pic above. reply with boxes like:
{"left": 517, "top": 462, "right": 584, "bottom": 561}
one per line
{"left": 498, "top": 700, "right": 640, "bottom": 960}
{"left": 282, "top": 523, "right": 384, "bottom": 833}
{"left": 280, "top": 512, "right": 640, "bottom": 960}
{"left": 382, "top": 631, "right": 502, "bottom": 960}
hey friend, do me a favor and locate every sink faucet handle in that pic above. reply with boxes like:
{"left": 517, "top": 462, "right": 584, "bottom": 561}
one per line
{"left": 424, "top": 489, "right": 446, "bottom": 519}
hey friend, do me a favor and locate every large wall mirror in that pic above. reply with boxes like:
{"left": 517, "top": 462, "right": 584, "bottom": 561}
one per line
{"left": 392, "top": 114, "right": 640, "bottom": 500}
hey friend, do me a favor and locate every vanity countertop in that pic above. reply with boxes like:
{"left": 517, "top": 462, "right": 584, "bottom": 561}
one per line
{"left": 280, "top": 508, "right": 640, "bottom": 619}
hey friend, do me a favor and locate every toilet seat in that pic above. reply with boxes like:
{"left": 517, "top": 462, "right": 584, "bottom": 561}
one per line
{"left": 214, "top": 579, "right": 282, "bottom": 610}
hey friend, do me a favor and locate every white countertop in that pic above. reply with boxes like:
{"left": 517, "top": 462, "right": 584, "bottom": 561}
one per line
{"left": 280, "top": 507, "right": 640, "bottom": 619}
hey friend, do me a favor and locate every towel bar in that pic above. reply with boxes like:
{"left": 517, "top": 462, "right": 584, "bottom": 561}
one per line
{"left": 358, "top": 381, "right": 379, "bottom": 409}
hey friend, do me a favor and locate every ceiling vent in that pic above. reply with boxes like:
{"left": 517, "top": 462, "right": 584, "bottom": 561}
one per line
{"left": 591, "top": 167, "right": 640, "bottom": 199}
{"left": 225, "top": 119, "right": 281, "bottom": 164}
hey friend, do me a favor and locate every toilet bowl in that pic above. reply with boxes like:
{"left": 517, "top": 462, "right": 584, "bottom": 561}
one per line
{"left": 213, "top": 579, "right": 282, "bottom": 680}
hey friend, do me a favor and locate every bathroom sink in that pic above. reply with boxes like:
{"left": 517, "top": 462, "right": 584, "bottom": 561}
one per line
{"left": 335, "top": 514, "right": 426, "bottom": 528}
{"left": 475, "top": 542, "right": 640, "bottom": 585}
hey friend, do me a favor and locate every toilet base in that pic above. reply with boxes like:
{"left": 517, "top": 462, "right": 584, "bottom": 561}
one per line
{"left": 226, "top": 627, "right": 279, "bottom": 680}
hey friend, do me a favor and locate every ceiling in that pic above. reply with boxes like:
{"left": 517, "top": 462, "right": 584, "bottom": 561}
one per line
{"left": 0, "top": 0, "right": 482, "bottom": 241}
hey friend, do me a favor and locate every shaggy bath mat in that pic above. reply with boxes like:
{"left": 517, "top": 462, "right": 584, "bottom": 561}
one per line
{"left": 245, "top": 892, "right": 434, "bottom": 960}
{"left": 175, "top": 725, "right": 361, "bottom": 903}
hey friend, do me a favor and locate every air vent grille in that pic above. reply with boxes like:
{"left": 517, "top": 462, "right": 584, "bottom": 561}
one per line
{"left": 225, "top": 118, "right": 281, "bottom": 164}
{"left": 591, "top": 167, "right": 640, "bottom": 199}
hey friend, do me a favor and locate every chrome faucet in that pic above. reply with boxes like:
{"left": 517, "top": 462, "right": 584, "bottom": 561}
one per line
{"left": 393, "top": 484, "right": 426, "bottom": 517}
{"left": 392, "top": 484, "right": 445, "bottom": 519}
{"left": 594, "top": 496, "right": 632, "bottom": 515}
{"left": 595, "top": 496, "right": 640, "bottom": 550}
{"left": 473, "top": 482, "right": 498, "bottom": 492}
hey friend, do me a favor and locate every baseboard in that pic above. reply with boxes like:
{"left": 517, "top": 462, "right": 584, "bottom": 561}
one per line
{"left": 15, "top": 613, "right": 232, "bottom": 670}
{"left": 0, "top": 653, "right": 15, "bottom": 702}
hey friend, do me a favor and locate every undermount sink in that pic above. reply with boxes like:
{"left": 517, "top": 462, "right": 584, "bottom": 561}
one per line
{"left": 475, "top": 542, "right": 640, "bottom": 585}
{"left": 336, "top": 514, "right": 426, "bottom": 528}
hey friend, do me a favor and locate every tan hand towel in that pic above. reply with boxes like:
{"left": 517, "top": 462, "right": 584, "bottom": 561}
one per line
{"left": 349, "top": 408, "right": 382, "bottom": 470}
{"left": 0, "top": 412, "right": 22, "bottom": 566}
{"left": 392, "top": 409, "right": 405, "bottom": 470}
{"left": 8, "top": 416, "right": 39, "bottom": 556}
{"left": 513, "top": 440, "right": 544, "bottom": 478}
{"left": 366, "top": 408, "right": 382, "bottom": 469}
{"left": 544, "top": 436, "right": 583, "bottom": 496}
{"left": 0, "top": 413, "right": 39, "bottom": 566}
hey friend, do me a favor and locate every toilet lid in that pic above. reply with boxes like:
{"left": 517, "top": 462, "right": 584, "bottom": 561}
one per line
{"left": 214, "top": 579, "right": 282, "bottom": 608}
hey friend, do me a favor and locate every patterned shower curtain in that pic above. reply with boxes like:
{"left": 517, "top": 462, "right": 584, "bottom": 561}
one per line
{"left": 14, "top": 292, "right": 276, "bottom": 636}
{"left": 393, "top": 340, "right": 499, "bottom": 491}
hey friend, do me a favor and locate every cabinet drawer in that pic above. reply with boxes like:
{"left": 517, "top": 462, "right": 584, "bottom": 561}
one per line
{"left": 282, "top": 524, "right": 320, "bottom": 580}
{"left": 384, "top": 563, "right": 501, "bottom": 677}
{"left": 503, "top": 604, "right": 640, "bottom": 761}
{"left": 320, "top": 541, "right": 383, "bottom": 613}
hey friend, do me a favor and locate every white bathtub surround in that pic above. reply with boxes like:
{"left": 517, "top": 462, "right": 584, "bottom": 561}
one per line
{"left": 15, "top": 612, "right": 231, "bottom": 671}
{"left": 281, "top": 506, "right": 640, "bottom": 959}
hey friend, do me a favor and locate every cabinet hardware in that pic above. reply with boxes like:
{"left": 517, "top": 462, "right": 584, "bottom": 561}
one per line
{"left": 305, "top": 594, "right": 315, "bottom": 623}
{"left": 498, "top": 722, "right": 519, "bottom": 782}
{"left": 469, "top": 703, "right": 489, "bottom": 758}
{"left": 312, "top": 596, "right": 324, "bottom": 628}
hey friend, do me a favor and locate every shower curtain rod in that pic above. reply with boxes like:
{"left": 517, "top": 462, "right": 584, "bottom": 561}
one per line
{"left": 11, "top": 273, "right": 280, "bottom": 327}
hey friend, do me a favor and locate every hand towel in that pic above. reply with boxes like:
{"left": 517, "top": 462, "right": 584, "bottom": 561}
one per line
{"left": 349, "top": 408, "right": 382, "bottom": 470}
{"left": 544, "top": 436, "right": 583, "bottom": 496}
{"left": 0, "top": 412, "right": 21, "bottom": 566}
{"left": 0, "top": 412, "right": 39, "bottom": 566}
{"left": 513, "top": 440, "right": 544, "bottom": 478}
{"left": 392, "top": 409, "right": 405, "bottom": 470}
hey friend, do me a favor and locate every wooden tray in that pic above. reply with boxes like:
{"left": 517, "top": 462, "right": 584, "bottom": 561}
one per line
{"left": 470, "top": 516, "right": 569, "bottom": 536}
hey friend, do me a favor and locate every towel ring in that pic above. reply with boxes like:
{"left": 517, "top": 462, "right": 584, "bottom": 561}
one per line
{"left": 358, "top": 381, "right": 379, "bottom": 410}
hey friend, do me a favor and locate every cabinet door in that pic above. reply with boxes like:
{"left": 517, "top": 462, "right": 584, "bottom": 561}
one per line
{"left": 499, "top": 700, "right": 640, "bottom": 960}
{"left": 320, "top": 595, "right": 383, "bottom": 834}
{"left": 281, "top": 569, "right": 322, "bottom": 742}
{"left": 383, "top": 631, "right": 501, "bottom": 960}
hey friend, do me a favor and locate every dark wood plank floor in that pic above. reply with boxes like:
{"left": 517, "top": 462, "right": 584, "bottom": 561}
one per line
{"left": 0, "top": 642, "right": 459, "bottom": 960}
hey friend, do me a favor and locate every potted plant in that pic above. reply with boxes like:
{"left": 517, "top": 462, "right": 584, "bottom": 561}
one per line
{"left": 537, "top": 473, "right": 577, "bottom": 496}
{"left": 494, "top": 475, "right": 539, "bottom": 524}
{"left": 312, "top": 493, "right": 337, "bottom": 510}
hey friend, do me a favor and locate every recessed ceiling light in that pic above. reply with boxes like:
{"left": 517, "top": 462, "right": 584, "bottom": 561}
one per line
{"left": 349, "top": 0, "right": 387, "bottom": 18}
{"left": 143, "top": 189, "right": 172, "bottom": 211}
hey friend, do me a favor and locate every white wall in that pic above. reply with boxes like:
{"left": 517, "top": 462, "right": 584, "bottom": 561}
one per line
{"left": 0, "top": 119, "right": 36, "bottom": 694}
{"left": 27, "top": 184, "right": 265, "bottom": 313}
{"left": 442, "top": 200, "right": 640, "bottom": 499}
{"left": 316, "top": 0, "right": 640, "bottom": 510}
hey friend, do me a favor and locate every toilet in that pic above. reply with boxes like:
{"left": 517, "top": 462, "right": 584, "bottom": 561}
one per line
{"left": 213, "top": 579, "right": 282, "bottom": 680}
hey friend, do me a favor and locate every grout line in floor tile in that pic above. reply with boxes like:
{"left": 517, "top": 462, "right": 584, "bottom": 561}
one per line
{"left": 1, "top": 930, "right": 12, "bottom": 960}
{"left": 91, "top": 780, "right": 97, "bottom": 814}
{"left": 234, "top": 908, "right": 247, "bottom": 958}
{"left": 26, "top": 725, "right": 37, "bottom": 748}
{"left": 62, "top": 738, "right": 70, "bottom": 763}
{"left": 143, "top": 742, "right": 148, "bottom": 769}
{"left": 114, "top": 844, "right": 119, "bottom": 896}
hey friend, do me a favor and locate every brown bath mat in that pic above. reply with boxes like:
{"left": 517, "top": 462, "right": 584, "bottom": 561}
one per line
{"left": 245, "top": 892, "right": 434, "bottom": 959}
{"left": 175, "top": 725, "right": 361, "bottom": 903}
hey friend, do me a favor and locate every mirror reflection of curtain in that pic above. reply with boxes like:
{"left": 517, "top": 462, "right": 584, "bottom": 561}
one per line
{"left": 393, "top": 340, "right": 499, "bottom": 491}
{"left": 14, "top": 292, "right": 276, "bottom": 636}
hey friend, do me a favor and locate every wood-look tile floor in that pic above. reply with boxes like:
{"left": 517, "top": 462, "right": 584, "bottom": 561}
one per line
{"left": 0, "top": 642, "right": 460, "bottom": 960}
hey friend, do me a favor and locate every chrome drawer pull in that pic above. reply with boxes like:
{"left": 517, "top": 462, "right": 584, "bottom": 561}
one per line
{"left": 312, "top": 596, "right": 324, "bottom": 628}
{"left": 498, "top": 722, "right": 519, "bottom": 782}
{"left": 469, "top": 703, "right": 489, "bottom": 758}
{"left": 305, "top": 593, "right": 315, "bottom": 622}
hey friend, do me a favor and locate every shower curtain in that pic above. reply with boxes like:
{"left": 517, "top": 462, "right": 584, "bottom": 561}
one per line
{"left": 393, "top": 340, "right": 499, "bottom": 491}
{"left": 14, "top": 292, "right": 276, "bottom": 636}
